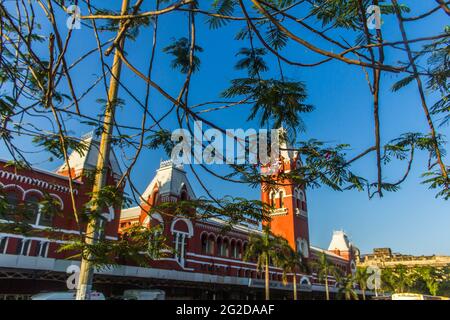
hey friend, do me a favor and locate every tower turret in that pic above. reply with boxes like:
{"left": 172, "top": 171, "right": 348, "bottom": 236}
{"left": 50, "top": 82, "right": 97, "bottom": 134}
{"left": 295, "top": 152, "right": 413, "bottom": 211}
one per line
{"left": 138, "top": 159, "right": 196, "bottom": 223}
{"left": 56, "top": 132, "right": 122, "bottom": 183}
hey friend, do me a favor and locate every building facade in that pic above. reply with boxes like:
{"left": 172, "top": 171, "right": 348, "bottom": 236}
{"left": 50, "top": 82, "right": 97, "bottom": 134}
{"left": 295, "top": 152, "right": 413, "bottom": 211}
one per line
{"left": 0, "top": 133, "right": 122, "bottom": 260}
{"left": 0, "top": 134, "right": 359, "bottom": 300}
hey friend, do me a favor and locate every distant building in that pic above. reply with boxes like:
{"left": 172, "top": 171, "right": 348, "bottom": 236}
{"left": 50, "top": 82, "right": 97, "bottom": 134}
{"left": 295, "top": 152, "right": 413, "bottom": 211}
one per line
{"left": 358, "top": 248, "right": 450, "bottom": 268}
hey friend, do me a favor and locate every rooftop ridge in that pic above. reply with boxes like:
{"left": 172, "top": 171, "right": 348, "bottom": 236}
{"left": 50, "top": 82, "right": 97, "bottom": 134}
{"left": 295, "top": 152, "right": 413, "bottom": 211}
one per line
{"left": 159, "top": 159, "right": 184, "bottom": 170}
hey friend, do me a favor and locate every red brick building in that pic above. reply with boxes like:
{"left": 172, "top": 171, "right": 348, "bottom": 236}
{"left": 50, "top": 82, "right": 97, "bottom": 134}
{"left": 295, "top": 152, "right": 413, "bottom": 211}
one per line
{"left": 118, "top": 157, "right": 358, "bottom": 299}
{"left": 0, "top": 134, "right": 360, "bottom": 300}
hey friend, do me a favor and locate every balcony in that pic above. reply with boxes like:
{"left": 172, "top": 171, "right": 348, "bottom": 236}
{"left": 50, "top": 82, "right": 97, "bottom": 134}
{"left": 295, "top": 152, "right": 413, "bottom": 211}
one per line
{"left": 295, "top": 208, "right": 308, "bottom": 217}
{"left": 270, "top": 208, "right": 287, "bottom": 216}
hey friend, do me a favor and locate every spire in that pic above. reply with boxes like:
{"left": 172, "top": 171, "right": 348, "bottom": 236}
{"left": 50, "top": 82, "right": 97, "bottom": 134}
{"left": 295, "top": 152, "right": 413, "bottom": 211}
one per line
{"left": 278, "top": 127, "right": 297, "bottom": 161}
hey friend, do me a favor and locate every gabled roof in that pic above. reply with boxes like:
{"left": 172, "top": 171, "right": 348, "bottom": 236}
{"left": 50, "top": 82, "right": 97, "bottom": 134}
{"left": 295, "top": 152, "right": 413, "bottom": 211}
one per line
{"left": 57, "top": 132, "right": 122, "bottom": 178}
{"left": 140, "top": 160, "right": 196, "bottom": 202}
{"left": 328, "top": 230, "right": 351, "bottom": 252}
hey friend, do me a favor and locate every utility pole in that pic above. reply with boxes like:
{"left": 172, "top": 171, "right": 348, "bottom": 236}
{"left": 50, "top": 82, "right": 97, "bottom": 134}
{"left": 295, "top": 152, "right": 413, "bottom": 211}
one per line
{"left": 76, "top": 0, "right": 129, "bottom": 300}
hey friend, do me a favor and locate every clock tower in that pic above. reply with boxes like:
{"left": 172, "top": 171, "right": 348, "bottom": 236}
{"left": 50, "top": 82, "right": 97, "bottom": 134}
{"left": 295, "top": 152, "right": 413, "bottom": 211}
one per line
{"left": 261, "top": 132, "right": 310, "bottom": 257}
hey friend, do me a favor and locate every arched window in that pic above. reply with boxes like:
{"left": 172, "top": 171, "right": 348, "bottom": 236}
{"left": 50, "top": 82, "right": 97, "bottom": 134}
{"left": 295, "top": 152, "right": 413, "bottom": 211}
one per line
{"left": 201, "top": 233, "right": 208, "bottom": 254}
{"left": 294, "top": 188, "right": 300, "bottom": 210}
{"left": 216, "top": 237, "right": 222, "bottom": 256}
{"left": 300, "top": 276, "right": 310, "bottom": 286}
{"left": 25, "top": 194, "right": 56, "bottom": 227}
{"left": 6, "top": 191, "right": 20, "bottom": 208}
{"left": 295, "top": 188, "right": 306, "bottom": 212}
{"left": 301, "top": 241, "right": 308, "bottom": 257}
{"left": 278, "top": 190, "right": 284, "bottom": 208}
{"left": 300, "top": 190, "right": 306, "bottom": 211}
{"left": 39, "top": 203, "right": 54, "bottom": 227}
{"left": 172, "top": 220, "right": 190, "bottom": 266}
{"left": 269, "top": 191, "right": 275, "bottom": 207}
{"left": 208, "top": 235, "right": 215, "bottom": 255}
{"left": 3, "top": 190, "right": 20, "bottom": 220}
{"left": 180, "top": 188, "right": 188, "bottom": 201}
{"left": 230, "top": 240, "right": 236, "bottom": 258}
{"left": 24, "top": 195, "right": 40, "bottom": 225}
{"left": 222, "top": 238, "right": 230, "bottom": 257}
{"left": 297, "top": 238, "right": 309, "bottom": 258}
{"left": 237, "top": 241, "right": 242, "bottom": 259}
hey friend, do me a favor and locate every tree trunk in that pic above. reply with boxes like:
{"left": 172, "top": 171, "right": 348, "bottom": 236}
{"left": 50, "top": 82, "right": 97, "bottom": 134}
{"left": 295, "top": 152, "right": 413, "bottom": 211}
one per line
{"left": 76, "top": 0, "right": 129, "bottom": 300}
{"left": 293, "top": 273, "right": 297, "bottom": 300}
{"left": 325, "top": 277, "right": 330, "bottom": 300}
{"left": 265, "top": 255, "right": 270, "bottom": 300}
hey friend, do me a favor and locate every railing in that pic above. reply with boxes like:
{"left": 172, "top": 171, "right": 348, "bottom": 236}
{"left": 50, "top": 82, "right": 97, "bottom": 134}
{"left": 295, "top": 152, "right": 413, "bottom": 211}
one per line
{"left": 295, "top": 208, "right": 308, "bottom": 217}
{"left": 271, "top": 208, "right": 287, "bottom": 216}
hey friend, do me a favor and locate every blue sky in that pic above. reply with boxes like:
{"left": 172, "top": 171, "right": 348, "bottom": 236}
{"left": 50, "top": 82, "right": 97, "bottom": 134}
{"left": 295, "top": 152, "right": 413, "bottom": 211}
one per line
{"left": 1, "top": 1, "right": 449, "bottom": 255}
